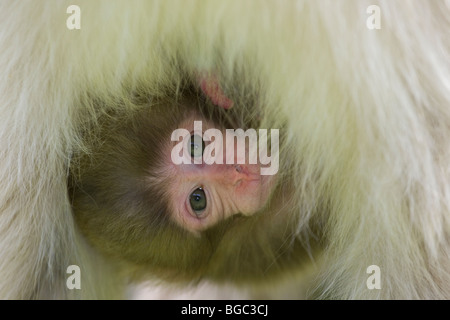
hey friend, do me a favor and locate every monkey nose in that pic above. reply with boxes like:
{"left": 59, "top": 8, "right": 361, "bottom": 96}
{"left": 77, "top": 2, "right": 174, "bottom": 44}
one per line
{"left": 232, "top": 164, "right": 261, "bottom": 181}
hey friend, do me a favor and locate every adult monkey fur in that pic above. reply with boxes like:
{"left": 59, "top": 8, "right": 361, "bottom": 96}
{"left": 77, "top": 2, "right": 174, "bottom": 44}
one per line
{"left": 0, "top": 0, "right": 449, "bottom": 299}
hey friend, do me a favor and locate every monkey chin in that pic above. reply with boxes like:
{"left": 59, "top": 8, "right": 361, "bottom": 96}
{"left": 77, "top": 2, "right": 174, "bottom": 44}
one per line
{"left": 236, "top": 164, "right": 278, "bottom": 217}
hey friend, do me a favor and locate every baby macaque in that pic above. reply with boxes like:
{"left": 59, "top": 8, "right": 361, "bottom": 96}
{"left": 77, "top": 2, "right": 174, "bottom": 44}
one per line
{"left": 69, "top": 86, "right": 304, "bottom": 285}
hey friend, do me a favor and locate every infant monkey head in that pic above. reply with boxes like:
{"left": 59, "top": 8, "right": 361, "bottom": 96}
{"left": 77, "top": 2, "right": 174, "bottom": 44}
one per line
{"left": 69, "top": 94, "right": 301, "bottom": 283}
{"left": 166, "top": 109, "right": 278, "bottom": 233}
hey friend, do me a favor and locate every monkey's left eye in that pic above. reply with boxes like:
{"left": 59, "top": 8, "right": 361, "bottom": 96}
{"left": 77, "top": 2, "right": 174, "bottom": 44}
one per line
{"left": 189, "top": 187, "right": 207, "bottom": 215}
{"left": 189, "top": 134, "right": 205, "bottom": 158}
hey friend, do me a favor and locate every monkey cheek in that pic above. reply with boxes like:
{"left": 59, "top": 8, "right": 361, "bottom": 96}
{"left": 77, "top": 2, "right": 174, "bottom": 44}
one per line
{"left": 235, "top": 177, "right": 275, "bottom": 216}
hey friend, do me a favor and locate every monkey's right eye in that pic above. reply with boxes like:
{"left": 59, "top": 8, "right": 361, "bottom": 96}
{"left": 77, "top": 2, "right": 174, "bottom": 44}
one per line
{"left": 189, "top": 134, "right": 205, "bottom": 158}
{"left": 189, "top": 187, "right": 207, "bottom": 215}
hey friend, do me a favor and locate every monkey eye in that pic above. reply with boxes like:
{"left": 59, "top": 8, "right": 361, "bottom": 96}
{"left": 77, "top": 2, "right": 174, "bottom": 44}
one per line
{"left": 189, "top": 187, "right": 207, "bottom": 215}
{"left": 189, "top": 134, "right": 205, "bottom": 159}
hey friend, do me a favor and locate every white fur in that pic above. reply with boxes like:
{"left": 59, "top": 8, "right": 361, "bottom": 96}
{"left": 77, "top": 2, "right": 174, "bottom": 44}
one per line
{"left": 0, "top": 0, "right": 449, "bottom": 299}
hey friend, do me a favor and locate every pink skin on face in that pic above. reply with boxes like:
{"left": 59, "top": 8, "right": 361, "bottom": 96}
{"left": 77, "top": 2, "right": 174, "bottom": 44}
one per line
{"left": 165, "top": 116, "right": 276, "bottom": 233}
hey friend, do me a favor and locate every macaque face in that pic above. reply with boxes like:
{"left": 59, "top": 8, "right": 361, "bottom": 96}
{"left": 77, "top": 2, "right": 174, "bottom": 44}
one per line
{"left": 165, "top": 114, "right": 277, "bottom": 233}
{"left": 69, "top": 94, "right": 300, "bottom": 283}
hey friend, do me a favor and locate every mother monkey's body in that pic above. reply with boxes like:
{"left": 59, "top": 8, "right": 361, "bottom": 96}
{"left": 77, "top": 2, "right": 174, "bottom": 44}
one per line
{"left": 1, "top": 1, "right": 449, "bottom": 299}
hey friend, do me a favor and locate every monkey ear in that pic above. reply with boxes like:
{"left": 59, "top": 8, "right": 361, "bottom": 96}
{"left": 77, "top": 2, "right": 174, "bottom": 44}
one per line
{"left": 198, "top": 73, "right": 234, "bottom": 110}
